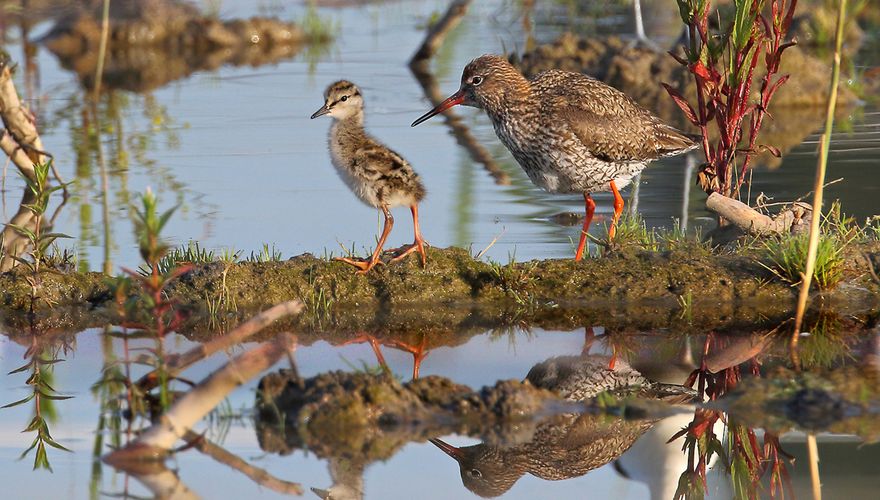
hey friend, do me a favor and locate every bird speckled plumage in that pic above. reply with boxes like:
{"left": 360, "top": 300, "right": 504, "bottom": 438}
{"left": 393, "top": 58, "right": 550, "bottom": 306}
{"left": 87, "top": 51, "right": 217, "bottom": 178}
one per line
{"left": 412, "top": 54, "right": 698, "bottom": 260}
{"left": 312, "top": 80, "right": 428, "bottom": 273}
{"left": 431, "top": 355, "right": 696, "bottom": 498}
{"left": 317, "top": 80, "right": 425, "bottom": 209}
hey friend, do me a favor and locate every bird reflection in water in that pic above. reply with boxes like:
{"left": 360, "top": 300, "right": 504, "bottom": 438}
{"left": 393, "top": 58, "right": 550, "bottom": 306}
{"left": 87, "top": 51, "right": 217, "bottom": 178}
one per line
{"left": 430, "top": 354, "right": 695, "bottom": 497}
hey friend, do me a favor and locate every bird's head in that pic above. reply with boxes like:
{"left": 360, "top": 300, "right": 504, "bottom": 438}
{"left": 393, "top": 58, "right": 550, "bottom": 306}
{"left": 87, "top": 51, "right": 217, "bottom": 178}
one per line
{"left": 429, "top": 438, "right": 524, "bottom": 498}
{"left": 311, "top": 80, "right": 364, "bottom": 121}
{"left": 411, "top": 54, "right": 526, "bottom": 126}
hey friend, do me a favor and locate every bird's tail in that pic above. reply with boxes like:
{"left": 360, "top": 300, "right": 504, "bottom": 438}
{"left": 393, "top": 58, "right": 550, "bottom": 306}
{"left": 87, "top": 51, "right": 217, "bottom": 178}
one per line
{"left": 640, "top": 382, "right": 700, "bottom": 404}
{"left": 656, "top": 124, "right": 701, "bottom": 158}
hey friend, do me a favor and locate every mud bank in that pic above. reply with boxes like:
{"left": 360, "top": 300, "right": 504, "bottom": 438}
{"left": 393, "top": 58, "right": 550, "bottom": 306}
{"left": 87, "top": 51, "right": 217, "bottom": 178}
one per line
{"left": 1, "top": 245, "right": 878, "bottom": 336}
{"left": 40, "top": 0, "right": 328, "bottom": 91}
{"left": 718, "top": 365, "right": 880, "bottom": 440}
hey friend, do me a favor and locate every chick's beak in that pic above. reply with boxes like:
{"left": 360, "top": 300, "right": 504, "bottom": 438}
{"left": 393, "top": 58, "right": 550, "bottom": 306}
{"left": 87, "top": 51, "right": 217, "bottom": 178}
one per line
{"left": 411, "top": 89, "right": 465, "bottom": 127}
{"left": 310, "top": 105, "right": 330, "bottom": 119}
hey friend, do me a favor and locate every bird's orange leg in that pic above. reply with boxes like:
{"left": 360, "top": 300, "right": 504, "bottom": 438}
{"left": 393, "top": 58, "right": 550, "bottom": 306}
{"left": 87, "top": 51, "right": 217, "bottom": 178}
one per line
{"left": 608, "top": 345, "right": 618, "bottom": 370}
{"left": 335, "top": 206, "right": 393, "bottom": 274}
{"left": 389, "top": 204, "right": 428, "bottom": 267}
{"left": 608, "top": 181, "right": 625, "bottom": 240}
{"left": 388, "top": 336, "right": 429, "bottom": 380}
{"left": 340, "top": 332, "right": 390, "bottom": 373}
{"left": 574, "top": 193, "right": 596, "bottom": 261}
{"left": 581, "top": 326, "right": 597, "bottom": 356}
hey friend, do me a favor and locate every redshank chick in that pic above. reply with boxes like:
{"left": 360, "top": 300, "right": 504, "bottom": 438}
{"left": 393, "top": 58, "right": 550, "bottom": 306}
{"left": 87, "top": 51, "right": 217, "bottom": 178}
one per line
{"left": 412, "top": 55, "right": 697, "bottom": 260}
{"left": 312, "top": 80, "right": 428, "bottom": 273}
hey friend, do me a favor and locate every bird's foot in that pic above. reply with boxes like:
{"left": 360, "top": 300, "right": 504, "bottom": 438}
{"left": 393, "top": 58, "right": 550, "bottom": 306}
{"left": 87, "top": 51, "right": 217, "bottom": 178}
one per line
{"left": 386, "top": 337, "right": 429, "bottom": 379}
{"left": 389, "top": 240, "right": 428, "bottom": 267}
{"left": 333, "top": 256, "right": 384, "bottom": 274}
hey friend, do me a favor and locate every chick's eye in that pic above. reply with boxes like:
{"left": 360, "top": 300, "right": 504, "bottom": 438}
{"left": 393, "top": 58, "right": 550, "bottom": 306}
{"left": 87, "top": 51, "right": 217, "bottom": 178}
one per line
{"left": 471, "top": 76, "right": 484, "bottom": 86}
{"left": 469, "top": 469, "right": 482, "bottom": 478}
{"left": 340, "top": 96, "right": 349, "bottom": 102}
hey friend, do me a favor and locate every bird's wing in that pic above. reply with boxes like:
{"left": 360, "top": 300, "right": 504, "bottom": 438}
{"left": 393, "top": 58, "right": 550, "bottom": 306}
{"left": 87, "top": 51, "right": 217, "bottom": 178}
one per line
{"left": 350, "top": 143, "right": 411, "bottom": 179}
{"left": 540, "top": 71, "right": 695, "bottom": 162}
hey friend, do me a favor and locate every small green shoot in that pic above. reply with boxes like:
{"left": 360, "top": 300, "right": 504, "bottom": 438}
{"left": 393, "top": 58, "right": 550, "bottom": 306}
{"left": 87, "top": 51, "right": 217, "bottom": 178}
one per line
{"left": 247, "top": 243, "right": 282, "bottom": 263}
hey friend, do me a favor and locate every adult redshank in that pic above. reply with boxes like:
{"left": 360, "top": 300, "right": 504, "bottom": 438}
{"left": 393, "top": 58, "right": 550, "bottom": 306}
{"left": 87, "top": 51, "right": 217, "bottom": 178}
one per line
{"left": 411, "top": 55, "right": 697, "bottom": 260}
{"left": 312, "top": 80, "right": 428, "bottom": 273}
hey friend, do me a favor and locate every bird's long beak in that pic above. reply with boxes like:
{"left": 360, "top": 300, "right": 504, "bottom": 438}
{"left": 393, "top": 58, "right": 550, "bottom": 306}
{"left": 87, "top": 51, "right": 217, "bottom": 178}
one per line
{"left": 411, "top": 90, "right": 465, "bottom": 127}
{"left": 310, "top": 487, "right": 330, "bottom": 499}
{"left": 310, "top": 105, "right": 330, "bottom": 119}
{"left": 429, "top": 438, "right": 464, "bottom": 461}
{"left": 309, "top": 488, "right": 330, "bottom": 498}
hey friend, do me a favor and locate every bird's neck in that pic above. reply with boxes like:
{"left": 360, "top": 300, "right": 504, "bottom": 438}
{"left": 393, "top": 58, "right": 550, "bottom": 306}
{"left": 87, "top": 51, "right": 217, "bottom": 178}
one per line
{"left": 333, "top": 110, "right": 365, "bottom": 129}
{"left": 330, "top": 112, "right": 367, "bottom": 149}
{"left": 483, "top": 79, "right": 535, "bottom": 123}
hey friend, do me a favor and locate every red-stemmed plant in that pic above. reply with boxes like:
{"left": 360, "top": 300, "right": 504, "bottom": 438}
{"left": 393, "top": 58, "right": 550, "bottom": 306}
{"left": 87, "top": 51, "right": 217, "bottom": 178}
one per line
{"left": 665, "top": 0, "right": 799, "bottom": 198}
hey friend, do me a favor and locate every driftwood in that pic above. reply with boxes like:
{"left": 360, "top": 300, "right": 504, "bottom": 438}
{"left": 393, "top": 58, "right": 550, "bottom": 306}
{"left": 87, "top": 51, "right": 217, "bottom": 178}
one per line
{"left": 136, "top": 300, "right": 303, "bottom": 391}
{"left": 183, "top": 430, "right": 303, "bottom": 495}
{"left": 706, "top": 192, "right": 811, "bottom": 236}
{"left": 0, "top": 57, "right": 52, "bottom": 181}
{"left": 125, "top": 467, "right": 199, "bottom": 500}
{"left": 0, "top": 54, "right": 67, "bottom": 271}
{"left": 105, "top": 334, "right": 295, "bottom": 462}
{"left": 410, "top": 0, "right": 472, "bottom": 62}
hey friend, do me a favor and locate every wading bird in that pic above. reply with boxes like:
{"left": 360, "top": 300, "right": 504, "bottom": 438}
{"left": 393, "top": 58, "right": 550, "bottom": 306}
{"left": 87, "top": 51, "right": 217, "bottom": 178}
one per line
{"left": 412, "top": 55, "right": 696, "bottom": 260}
{"left": 312, "top": 80, "right": 428, "bottom": 273}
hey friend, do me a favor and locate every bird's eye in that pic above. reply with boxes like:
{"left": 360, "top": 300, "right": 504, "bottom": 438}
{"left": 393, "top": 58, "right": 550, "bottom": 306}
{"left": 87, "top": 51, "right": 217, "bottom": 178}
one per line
{"left": 340, "top": 96, "right": 349, "bottom": 102}
{"left": 471, "top": 76, "right": 484, "bottom": 86}
{"left": 468, "top": 469, "right": 482, "bottom": 478}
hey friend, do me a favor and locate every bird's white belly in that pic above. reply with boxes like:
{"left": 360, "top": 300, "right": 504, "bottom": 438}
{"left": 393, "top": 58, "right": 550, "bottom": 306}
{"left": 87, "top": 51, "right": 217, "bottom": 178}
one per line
{"left": 512, "top": 148, "right": 640, "bottom": 194}
{"left": 495, "top": 120, "right": 645, "bottom": 194}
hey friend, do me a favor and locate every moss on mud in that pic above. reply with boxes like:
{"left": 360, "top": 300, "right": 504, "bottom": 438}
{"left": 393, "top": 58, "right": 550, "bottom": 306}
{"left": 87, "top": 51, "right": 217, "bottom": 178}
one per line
{"left": 1, "top": 245, "right": 878, "bottom": 337}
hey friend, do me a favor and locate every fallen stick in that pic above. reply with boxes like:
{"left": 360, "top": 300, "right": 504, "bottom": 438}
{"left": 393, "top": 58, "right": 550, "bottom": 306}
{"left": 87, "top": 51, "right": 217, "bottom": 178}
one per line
{"left": 0, "top": 59, "right": 47, "bottom": 181}
{"left": 105, "top": 333, "right": 295, "bottom": 462}
{"left": 137, "top": 300, "right": 302, "bottom": 391}
{"left": 706, "top": 192, "right": 810, "bottom": 236}
{"left": 408, "top": 0, "right": 509, "bottom": 185}
{"left": 126, "top": 467, "right": 199, "bottom": 500}
{"left": 183, "top": 430, "right": 303, "bottom": 495}
{"left": 0, "top": 131, "right": 35, "bottom": 180}
{"left": 704, "top": 333, "right": 771, "bottom": 373}
{"left": 410, "top": 0, "right": 472, "bottom": 62}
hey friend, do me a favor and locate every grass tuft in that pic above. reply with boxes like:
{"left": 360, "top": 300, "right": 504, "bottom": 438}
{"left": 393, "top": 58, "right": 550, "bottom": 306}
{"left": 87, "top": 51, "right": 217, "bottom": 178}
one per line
{"left": 762, "top": 233, "right": 845, "bottom": 289}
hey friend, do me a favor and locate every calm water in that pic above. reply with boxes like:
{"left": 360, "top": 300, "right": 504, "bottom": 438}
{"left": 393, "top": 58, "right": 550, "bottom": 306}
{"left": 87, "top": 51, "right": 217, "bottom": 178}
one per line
{"left": 1, "top": 0, "right": 879, "bottom": 499}
{"left": 1, "top": 0, "right": 878, "bottom": 270}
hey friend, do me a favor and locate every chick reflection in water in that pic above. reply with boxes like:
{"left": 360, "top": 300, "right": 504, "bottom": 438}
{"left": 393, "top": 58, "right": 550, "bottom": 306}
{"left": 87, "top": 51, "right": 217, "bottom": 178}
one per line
{"left": 430, "top": 355, "right": 695, "bottom": 497}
